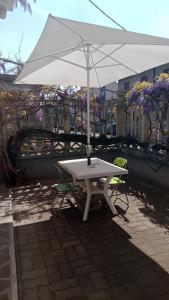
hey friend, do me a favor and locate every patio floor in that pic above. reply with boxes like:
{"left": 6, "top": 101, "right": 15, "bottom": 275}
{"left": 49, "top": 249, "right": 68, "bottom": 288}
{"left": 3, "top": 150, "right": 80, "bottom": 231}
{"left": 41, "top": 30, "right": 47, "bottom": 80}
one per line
{"left": 3, "top": 177, "right": 169, "bottom": 299}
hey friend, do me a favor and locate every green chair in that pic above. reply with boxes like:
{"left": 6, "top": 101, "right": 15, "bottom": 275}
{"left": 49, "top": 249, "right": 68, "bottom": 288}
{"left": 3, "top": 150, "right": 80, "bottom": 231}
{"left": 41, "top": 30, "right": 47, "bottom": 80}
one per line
{"left": 51, "top": 163, "right": 80, "bottom": 217}
{"left": 100, "top": 157, "right": 129, "bottom": 212}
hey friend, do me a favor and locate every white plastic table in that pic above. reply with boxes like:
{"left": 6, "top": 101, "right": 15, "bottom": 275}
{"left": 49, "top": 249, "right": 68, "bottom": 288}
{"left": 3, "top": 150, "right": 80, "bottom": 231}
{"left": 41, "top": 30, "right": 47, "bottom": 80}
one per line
{"left": 58, "top": 157, "right": 128, "bottom": 221}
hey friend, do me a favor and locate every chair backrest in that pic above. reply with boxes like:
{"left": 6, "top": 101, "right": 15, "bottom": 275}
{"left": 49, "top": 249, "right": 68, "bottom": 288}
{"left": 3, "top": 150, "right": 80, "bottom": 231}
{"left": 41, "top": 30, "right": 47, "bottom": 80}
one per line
{"left": 113, "top": 157, "right": 127, "bottom": 169}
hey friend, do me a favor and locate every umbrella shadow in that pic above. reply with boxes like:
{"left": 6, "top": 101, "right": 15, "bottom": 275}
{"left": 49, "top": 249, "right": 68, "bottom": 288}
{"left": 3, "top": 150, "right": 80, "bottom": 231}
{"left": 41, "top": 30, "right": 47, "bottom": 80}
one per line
{"left": 126, "top": 177, "right": 169, "bottom": 232}
{"left": 50, "top": 207, "right": 169, "bottom": 299}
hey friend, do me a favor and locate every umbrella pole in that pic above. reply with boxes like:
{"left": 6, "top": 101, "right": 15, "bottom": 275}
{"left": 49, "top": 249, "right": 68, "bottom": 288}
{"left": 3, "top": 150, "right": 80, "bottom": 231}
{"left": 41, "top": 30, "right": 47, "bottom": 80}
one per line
{"left": 87, "top": 44, "right": 91, "bottom": 166}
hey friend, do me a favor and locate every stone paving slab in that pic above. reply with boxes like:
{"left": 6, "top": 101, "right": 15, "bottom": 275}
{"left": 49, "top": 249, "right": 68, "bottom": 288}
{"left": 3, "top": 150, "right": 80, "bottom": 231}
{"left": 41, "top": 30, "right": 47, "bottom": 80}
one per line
{"left": 0, "top": 185, "right": 17, "bottom": 300}
{"left": 11, "top": 178, "right": 169, "bottom": 300}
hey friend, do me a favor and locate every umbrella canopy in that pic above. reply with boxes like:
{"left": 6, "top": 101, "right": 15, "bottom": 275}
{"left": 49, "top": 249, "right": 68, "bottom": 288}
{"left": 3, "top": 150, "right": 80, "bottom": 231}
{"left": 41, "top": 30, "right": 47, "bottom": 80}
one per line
{"left": 15, "top": 14, "right": 169, "bottom": 86}
{"left": 15, "top": 14, "right": 169, "bottom": 163}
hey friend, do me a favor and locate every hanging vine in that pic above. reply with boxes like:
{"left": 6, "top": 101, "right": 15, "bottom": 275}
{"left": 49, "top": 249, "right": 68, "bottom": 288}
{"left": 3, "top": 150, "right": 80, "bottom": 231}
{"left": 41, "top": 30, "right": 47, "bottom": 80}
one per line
{"left": 126, "top": 73, "right": 169, "bottom": 144}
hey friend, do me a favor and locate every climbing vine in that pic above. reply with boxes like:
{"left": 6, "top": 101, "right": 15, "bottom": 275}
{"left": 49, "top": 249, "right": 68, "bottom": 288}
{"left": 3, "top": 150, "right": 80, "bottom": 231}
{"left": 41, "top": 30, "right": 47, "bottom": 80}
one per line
{"left": 126, "top": 73, "right": 169, "bottom": 144}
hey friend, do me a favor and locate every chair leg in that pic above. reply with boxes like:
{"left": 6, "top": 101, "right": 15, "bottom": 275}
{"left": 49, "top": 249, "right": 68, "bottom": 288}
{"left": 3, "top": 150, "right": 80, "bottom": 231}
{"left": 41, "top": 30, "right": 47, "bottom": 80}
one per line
{"left": 67, "top": 192, "right": 77, "bottom": 209}
{"left": 113, "top": 186, "right": 121, "bottom": 204}
{"left": 110, "top": 187, "right": 118, "bottom": 202}
{"left": 123, "top": 187, "right": 129, "bottom": 212}
{"left": 53, "top": 192, "right": 66, "bottom": 217}
{"left": 51, "top": 192, "right": 76, "bottom": 218}
{"left": 112, "top": 184, "right": 129, "bottom": 212}
{"left": 121, "top": 183, "right": 129, "bottom": 207}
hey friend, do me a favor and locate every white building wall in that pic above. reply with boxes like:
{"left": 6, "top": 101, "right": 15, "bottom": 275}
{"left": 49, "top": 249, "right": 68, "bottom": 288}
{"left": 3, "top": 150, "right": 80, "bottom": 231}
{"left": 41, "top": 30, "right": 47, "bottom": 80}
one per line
{"left": 91, "top": 81, "right": 118, "bottom": 100}
{"left": 118, "top": 62, "right": 169, "bottom": 92}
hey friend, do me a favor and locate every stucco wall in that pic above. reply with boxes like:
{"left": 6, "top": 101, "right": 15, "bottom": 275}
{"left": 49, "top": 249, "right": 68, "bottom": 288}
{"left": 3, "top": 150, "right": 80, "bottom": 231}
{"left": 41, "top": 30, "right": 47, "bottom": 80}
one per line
{"left": 1, "top": 151, "right": 169, "bottom": 189}
{"left": 126, "top": 154, "right": 169, "bottom": 189}
{"left": 118, "top": 62, "right": 169, "bottom": 92}
{"left": 14, "top": 152, "right": 169, "bottom": 189}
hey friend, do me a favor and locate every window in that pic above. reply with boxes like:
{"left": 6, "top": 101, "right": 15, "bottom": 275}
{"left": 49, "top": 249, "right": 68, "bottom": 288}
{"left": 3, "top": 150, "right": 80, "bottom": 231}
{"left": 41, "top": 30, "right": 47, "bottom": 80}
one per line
{"left": 141, "top": 75, "right": 147, "bottom": 82}
{"left": 124, "top": 82, "right": 129, "bottom": 91}
{"left": 163, "top": 68, "right": 169, "bottom": 74}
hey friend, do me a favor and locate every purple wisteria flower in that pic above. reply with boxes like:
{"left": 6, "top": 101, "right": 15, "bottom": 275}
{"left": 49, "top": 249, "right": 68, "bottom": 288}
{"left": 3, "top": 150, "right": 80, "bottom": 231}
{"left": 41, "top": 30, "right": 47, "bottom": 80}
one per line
{"left": 129, "top": 78, "right": 169, "bottom": 111}
{"left": 135, "top": 95, "right": 145, "bottom": 105}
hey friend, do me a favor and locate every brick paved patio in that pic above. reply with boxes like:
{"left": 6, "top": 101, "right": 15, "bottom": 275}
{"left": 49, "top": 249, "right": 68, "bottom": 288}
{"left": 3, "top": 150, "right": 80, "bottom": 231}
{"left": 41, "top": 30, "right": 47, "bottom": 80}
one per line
{"left": 11, "top": 178, "right": 169, "bottom": 300}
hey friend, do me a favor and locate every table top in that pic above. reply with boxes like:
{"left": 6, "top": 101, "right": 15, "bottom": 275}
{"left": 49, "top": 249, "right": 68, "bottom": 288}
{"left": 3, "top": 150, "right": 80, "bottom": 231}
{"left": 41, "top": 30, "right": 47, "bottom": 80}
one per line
{"left": 58, "top": 157, "right": 128, "bottom": 180}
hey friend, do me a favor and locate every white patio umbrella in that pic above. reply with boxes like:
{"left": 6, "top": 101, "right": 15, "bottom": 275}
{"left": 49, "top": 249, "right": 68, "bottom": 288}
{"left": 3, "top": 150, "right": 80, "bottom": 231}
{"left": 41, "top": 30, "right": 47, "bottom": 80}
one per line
{"left": 15, "top": 14, "right": 169, "bottom": 164}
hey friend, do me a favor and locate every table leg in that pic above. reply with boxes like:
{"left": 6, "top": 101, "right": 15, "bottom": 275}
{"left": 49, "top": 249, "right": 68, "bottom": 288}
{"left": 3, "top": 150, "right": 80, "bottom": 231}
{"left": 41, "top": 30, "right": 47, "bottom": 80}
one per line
{"left": 83, "top": 179, "right": 92, "bottom": 221}
{"left": 103, "top": 176, "right": 118, "bottom": 215}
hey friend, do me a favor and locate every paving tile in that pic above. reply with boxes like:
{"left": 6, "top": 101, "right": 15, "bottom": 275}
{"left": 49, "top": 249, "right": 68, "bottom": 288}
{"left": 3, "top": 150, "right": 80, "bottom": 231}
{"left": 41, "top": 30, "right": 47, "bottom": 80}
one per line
{"left": 59, "top": 262, "right": 73, "bottom": 279}
{"left": 46, "top": 265, "right": 62, "bottom": 283}
{"left": 23, "top": 276, "right": 48, "bottom": 289}
{"left": 64, "top": 247, "right": 77, "bottom": 260}
{"left": 62, "top": 240, "right": 81, "bottom": 248}
{"left": 75, "top": 245, "right": 88, "bottom": 258}
{"left": 21, "top": 257, "right": 32, "bottom": 271}
{"left": 31, "top": 255, "right": 44, "bottom": 269}
{"left": 0, "top": 248, "right": 9, "bottom": 265}
{"left": 22, "top": 288, "right": 38, "bottom": 300}
{"left": 54, "top": 287, "right": 82, "bottom": 300}
{"left": 0, "top": 279, "right": 11, "bottom": 292}
{"left": 86, "top": 289, "right": 112, "bottom": 300}
{"left": 74, "top": 264, "right": 95, "bottom": 276}
{"left": 89, "top": 272, "right": 107, "bottom": 290}
{"left": 77, "top": 274, "right": 95, "bottom": 294}
{"left": 70, "top": 258, "right": 92, "bottom": 268}
{"left": 37, "top": 286, "right": 55, "bottom": 300}
{"left": 0, "top": 264, "right": 10, "bottom": 278}
{"left": 0, "top": 294, "right": 10, "bottom": 300}
{"left": 51, "top": 277, "right": 78, "bottom": 291}
{"left": 43, "top": 254, "right": 67, "bottom": 266}
{"left": 21, "top": 268, "right": 47, "bottom": 281}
